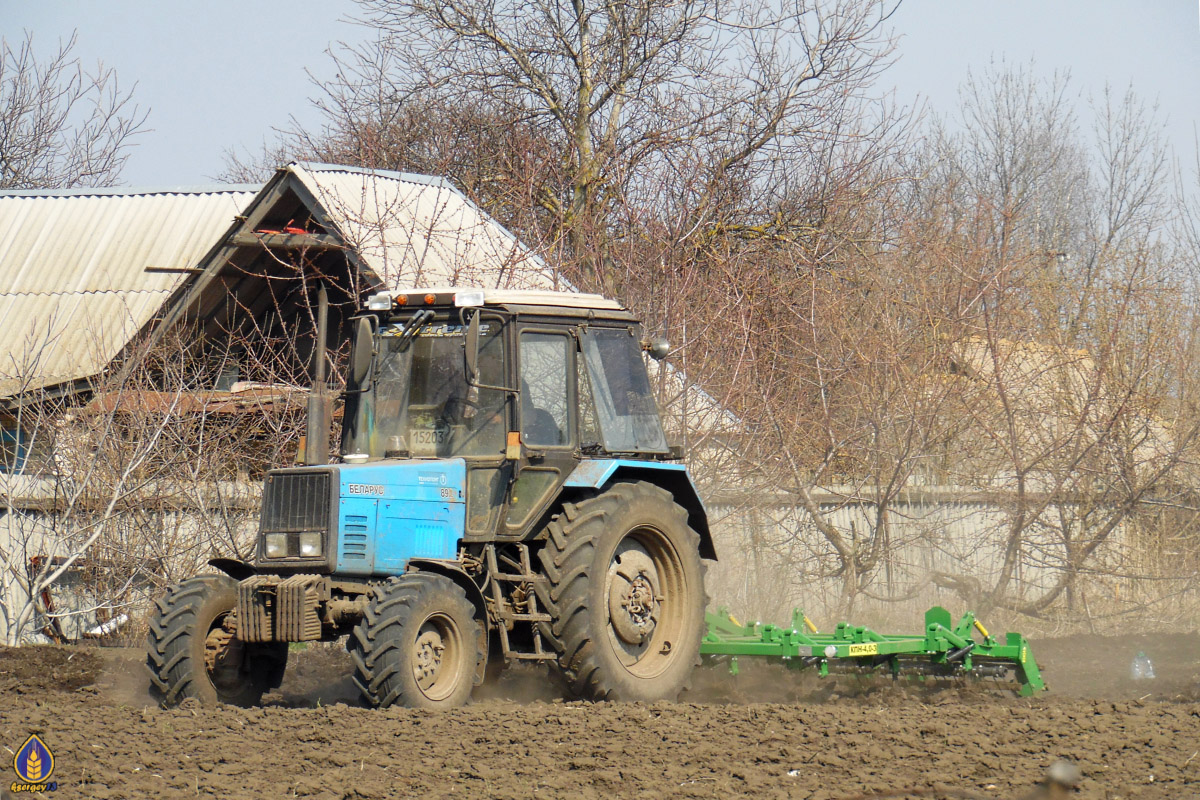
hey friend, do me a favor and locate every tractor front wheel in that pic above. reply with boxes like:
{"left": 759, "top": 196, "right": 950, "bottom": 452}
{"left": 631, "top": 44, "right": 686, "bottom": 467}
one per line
{"left": 537, "top": 481, "right": 705, "bottom": 702}
{"left": 349, "top": 573, "right": 483, "bottom": 709}
{"left": 146, "top": 575, "right": 287, "bottom": 706}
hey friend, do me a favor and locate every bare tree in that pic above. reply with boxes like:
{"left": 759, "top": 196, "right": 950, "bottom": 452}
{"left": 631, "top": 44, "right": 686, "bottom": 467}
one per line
{"left": 0, "top": 31, "right": 146, "bottom": 189}
{"left": 0, "top": 314, "right": 184, "bottom": 645}
{"left": 264, "top": 0, "right": 900, "bottom": 288}
{"left": 908, "top": 67, "right": 1200, "bottom": 619}
{"left": 684, "top": 66, "right": 1200, "bottom": 624}
{"left": 230, "top": 0, "right": 918, "bottom": 621}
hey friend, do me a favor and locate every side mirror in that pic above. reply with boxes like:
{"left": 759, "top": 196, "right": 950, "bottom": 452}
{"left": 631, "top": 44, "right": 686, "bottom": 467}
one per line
{"left": 642, "top": 337, "right": 670, "bottom": 361}
{"left": 464, "top": 310, "right": 481, "bottom": 383}
{"left": 351, "top": 316, "right": 374, "bottom": 386}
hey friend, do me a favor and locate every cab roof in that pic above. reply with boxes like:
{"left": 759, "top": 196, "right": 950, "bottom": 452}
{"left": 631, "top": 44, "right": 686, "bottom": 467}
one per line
{"left": 423, "top": 287, "right": 623, "bottom": 310}
{"left": 367, "top": 287, "right": 626, "bottom": 312}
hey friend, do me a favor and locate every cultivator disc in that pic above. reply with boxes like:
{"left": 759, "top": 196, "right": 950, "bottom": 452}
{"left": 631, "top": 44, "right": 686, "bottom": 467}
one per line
{"left": 700, "top": 605, "right": 1046, "bottom": 696}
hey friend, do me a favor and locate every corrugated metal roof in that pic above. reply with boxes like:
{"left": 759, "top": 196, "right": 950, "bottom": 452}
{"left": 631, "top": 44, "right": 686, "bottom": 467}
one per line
{"left": 0, "top": 187, "right": 257, "bottom": 397}
{"left": 291, "top": 163, "right": 563, "bottom": 291}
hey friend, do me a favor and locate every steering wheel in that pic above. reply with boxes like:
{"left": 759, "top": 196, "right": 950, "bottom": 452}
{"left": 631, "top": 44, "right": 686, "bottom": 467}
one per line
{"left": 440, "top": 394, "right": 485, "bottom": 425}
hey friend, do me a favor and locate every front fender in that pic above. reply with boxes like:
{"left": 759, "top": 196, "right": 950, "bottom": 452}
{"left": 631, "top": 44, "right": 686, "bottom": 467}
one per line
{"left": 208, "top": 558, "right": 256, "bottom": 581}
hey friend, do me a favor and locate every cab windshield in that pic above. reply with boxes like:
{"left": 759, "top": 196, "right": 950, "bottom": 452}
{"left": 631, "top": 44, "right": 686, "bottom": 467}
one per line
{"left": 342, "top": 319, "right": 507, "bottom": 459}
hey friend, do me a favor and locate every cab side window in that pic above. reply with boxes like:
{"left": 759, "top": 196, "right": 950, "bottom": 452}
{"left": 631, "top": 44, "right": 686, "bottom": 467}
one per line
{"left": 519, "top": 332, "right": 570, "bottom": 446}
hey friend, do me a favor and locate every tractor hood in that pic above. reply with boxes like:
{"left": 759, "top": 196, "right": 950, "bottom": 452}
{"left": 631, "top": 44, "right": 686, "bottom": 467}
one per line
{"left": 334, "top": 459, "right": 467, "bottom": 576}
{"left": 254, "top": 459, "right": 466, "bottom": 577}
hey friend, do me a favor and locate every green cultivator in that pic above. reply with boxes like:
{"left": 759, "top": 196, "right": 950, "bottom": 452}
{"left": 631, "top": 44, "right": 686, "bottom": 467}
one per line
{"left": 701, "top": 605, "right": 1046, "bottom": 696}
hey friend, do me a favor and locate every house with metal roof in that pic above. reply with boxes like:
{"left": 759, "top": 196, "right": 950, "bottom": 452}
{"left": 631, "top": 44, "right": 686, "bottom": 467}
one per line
{"left": 0, "top": 162, "right": 564, "bottom": 403}
{"left": 155, "top": 162, "right": 566, "bottom": 386}
{"left": 0, "top": 161, "right": 736, "bottom": 645}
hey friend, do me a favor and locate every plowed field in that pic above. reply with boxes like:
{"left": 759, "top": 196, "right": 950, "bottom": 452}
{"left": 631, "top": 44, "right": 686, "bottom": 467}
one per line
{"left": 2, "top": 631, "right": 1199, "bottom": 799}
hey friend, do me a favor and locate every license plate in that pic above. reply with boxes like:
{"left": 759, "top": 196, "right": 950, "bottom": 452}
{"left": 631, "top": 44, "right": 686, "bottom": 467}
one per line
{"left": 410, "top": 427, "right": 448, "bottom": 446}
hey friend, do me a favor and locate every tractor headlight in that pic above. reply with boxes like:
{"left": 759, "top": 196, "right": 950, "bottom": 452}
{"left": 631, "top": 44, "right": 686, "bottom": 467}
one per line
{"left": 264, "top": 533, "right": 288, "bottom": 558}
{"left": 299, "top": 532, "right": 323, "bottom": 557}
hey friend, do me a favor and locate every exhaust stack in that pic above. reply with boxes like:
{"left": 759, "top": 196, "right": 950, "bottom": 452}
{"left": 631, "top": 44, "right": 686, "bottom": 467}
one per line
{"left": 304, "top": 283, "right": 330, "bottom": 465}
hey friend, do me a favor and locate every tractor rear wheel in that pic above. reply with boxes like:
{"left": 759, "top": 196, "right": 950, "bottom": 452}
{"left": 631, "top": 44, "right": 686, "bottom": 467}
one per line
{"left": 536, "top": 481, "right": 705, "bottom": 702}
{"left": 349, "top": 573, "right": 483, "bottom": 709}
{"left": 146, "top": 575, "right": 287, "bottom": 706}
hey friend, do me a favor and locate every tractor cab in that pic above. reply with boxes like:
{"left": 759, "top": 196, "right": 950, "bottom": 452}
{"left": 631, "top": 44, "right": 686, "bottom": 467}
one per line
{"left": 337, "top": 288, "right": 676, "bottom": 541}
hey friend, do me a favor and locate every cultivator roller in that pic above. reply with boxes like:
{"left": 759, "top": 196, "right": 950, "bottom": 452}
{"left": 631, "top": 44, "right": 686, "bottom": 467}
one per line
{"left": 700, "top": 605, "right": 1046, "bottom": 696}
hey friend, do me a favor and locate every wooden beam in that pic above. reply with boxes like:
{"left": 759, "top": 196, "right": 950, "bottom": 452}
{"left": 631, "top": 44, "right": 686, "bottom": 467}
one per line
{"left": 231, "top": 232, "right": 343, "bottom": 250}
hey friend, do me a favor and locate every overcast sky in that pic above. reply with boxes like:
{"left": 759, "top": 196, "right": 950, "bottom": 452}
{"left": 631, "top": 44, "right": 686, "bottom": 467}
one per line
{"left": 3, "top": 0, "right": 1199, "bottom": 187}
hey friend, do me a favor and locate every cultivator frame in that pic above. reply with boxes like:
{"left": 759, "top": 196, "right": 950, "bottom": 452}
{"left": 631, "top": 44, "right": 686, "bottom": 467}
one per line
{"left": 700, "top": 605, "right": 1046, "bottom": 696}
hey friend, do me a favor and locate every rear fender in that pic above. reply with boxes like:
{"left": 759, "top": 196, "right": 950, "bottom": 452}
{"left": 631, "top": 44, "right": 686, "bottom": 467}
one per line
{"left": 562, "top": 460, "right": 716, "bottom": 560}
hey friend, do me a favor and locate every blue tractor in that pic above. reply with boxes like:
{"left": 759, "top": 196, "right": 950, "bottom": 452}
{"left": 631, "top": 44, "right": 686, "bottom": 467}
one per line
{"left": 147, "top": 288, "right": 715, "bottom": 708}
